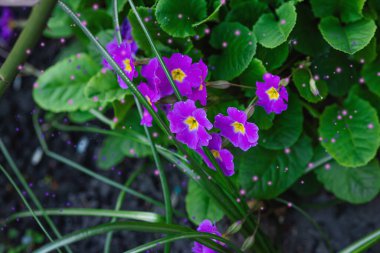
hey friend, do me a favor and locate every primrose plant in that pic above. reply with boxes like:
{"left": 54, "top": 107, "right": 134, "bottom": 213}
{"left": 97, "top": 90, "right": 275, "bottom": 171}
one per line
{"left": 1, "top": 0, "right": 380, "bottom": 252}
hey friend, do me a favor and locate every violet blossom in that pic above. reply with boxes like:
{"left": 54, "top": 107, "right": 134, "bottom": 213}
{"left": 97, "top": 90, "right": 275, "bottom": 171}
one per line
{"left": 192, "top": 220, "right": 223, "bottom": 253}
{"left": 256, "top": 73, "right": 288, "bottom": 114}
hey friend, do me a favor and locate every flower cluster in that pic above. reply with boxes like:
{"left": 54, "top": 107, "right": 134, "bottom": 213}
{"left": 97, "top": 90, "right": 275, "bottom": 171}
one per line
{"left": 192, "top": 220, "right": 223, "bottom": 253}
{"left": 0, "top": 8, "right": 13, "bottom": 43}
{"left": 102, "top": 20, "right": 288, "bottom": 176}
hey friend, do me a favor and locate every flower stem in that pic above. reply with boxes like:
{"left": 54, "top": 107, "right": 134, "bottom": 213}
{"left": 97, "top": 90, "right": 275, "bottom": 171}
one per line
{"left": 0, "top": 0, "right": 57, "bottom": 97}
{"left": 127, "top": 0, "right": 182, "bottom": 101}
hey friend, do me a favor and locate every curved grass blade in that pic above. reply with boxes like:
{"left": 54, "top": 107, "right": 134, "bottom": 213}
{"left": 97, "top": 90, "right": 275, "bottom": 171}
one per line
{"left": 33, "top": 221, "right": 242, "bottom": 253}
{"left": 340, "top": 228, "right": 380, "bottom": 253}
{"left": 7, "top": 208, "right": 164, "bottom": 223}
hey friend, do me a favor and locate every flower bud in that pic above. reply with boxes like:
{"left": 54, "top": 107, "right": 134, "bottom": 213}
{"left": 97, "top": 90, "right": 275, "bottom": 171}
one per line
{"left": 279, "top": 77, "right": 289, "bottom": 87}
{"left": 207, "top": 80, "right": 231, "bottom": 89}
{"left": 241, "top": 234, "right": 255, "bottom": 251}
{"left": 245, "top": 104, "right": 255, "bottom": 119}
{"left": 224, "top": 220, "right": 243, "bottom": 236}
{"left": 309, "top": 78, "right": 320, "bottom": 96}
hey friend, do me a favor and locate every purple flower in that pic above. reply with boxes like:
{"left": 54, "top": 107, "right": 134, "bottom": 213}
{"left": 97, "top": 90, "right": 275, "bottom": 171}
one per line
{"left": 192, "top": 220, "right": 222, "bottom": 253}
{"left": 141, "top": 54, "right": 206, "bottom": 100}
{"left": 121, "top": 19, "right": 138, "bottom": 55}
{"left": 214, "top": 107, "right": 259, "bottom": 151}
{"left": 102, "top": 40, "right": 137, "bottom": 89}
{"left": 137, "top": 83, "right": 159, "bottom": 127}
{"left": 167, "top": 100, "right": 212, "bottom": 149}
{"left": 197, "top": 133, "right": 234, "bottom": 176}
{"left": 0, "top": 8, "right": 13, "bottom": 43}
{"left": 256, "top": 73, "right": 288, "bottom": 114}
{"left": 188, "top": 60, "right": 208, "bottom": 106}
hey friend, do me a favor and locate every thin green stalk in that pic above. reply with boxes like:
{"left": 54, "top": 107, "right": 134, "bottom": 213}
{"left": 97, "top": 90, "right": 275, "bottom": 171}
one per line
{"left": 111, "top": 3, "right": 173, "bottom": 249}
{"left": 304, "top": 155, "right": 333, "bottom": 174}
{"left": 0, "top": 0, "right": 57, "bottom": 96}
{"left": 127, "top": 0, "right": 182, "bottom": 101}
{"left": 0, "top": 165, "right": 56, "bottom": 247}
{"left": 275, "top": 198, "right": 333, "bottom": 252}
{"left": 34, "top": 221, "right": 240, "bottom": 253}
{"left": 192, "top": 1, "right": 223, "bottom": 27}
{"left": 7, "top": 208, "right": 163, "bottom": 223}
{"left": 340, "top": 228, "right": 380, "bottom": 253}
{"left": 0, "top": 139, "right": 71, "bottom": 253}
{"left": 32, "top": 113, "right": 163, "bottom": 207}
{"left": 104, "top": 164, "right": 145, "bottom": 253}
{"left": 89, "top": 109, "right": 116, "bottom": 129}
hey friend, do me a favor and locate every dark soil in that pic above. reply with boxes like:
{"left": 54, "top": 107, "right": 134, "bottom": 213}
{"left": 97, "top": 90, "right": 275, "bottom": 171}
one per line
{"left": 1, "top": 17, "right": 380, "bottom": 253}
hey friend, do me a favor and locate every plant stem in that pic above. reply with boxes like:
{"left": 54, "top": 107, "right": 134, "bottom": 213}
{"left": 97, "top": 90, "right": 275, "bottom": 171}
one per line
{"left": 0, "top": 165, "right": 57, "bottom": 247}
{"left": 0, "top": 0, "right": 57, "bottom": 97}
{"left": 104, "top": 164, "right": 145, "bottom": 253}
{"left": 127, "top": 0, "right": 182, "bottom": 101}
{"left": 89, "top": 109, "right": 116, "bottom": 129}
{"left": 0, "top": 139, "right": 71, "bottom": 253}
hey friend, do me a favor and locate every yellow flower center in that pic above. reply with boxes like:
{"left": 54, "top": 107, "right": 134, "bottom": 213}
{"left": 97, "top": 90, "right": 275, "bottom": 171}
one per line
{"left": 184, "top": 116, "right": 199, "bottom": 131}
{"left": 123, "top": 58, "right": 132, "bottom": 73}
{"left": 199, "top": 84, "right": 204, "bottom": 91}
{"left": 171, "top": 68, "right": 187, "bottom": 83}
{"left": 211, "top": 149, "right": 221, "bottom": 159}
{"left": 231, "top": 121, "right": 246, "bottom": 134}
{"left": 266, "top": 87, "right": 280, "bottom": 100}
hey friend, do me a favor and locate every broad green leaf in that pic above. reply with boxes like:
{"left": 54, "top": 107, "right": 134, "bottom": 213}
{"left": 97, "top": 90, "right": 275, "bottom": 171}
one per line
{"left": 259, "top": 93, "right": 303, "bottom": 150}
{"left": 310, "top": 0, "right": 366, "bottom": 23}
{"left": 292, "top": 68, "right": 328, "bottom": 103}
{"left": 253, "top": 2, "right": 297, "bottom": 48}
{"left": 225, "top": 0, "right": 267, "bottom": 27}
{"left": 312, "top": 50, "right": 359, "bottom": 96}
{"left": 315, "top": 154, "right": 380, "bottom": 204}
{"left": 352, "top": 37, "right": 377, "bottom": 63}
{"left": 252, "top": 107, "right": 274, "bottom": 130}
{"left": 209, "top": 22, "right": 256, "bottom": 80}
{"left": 239, "top": 58, "right": 266, "bottom": 97}
{"left": 238, "top": 135, "right": 313, "bottom": 199}
{"left": 84, "top": 70, "right": 130, "bottom": 103}
{"left": 319, "top": 95, "right": 380, "bottom": 167}
{"left": 88, "top": 29, "right": 114, "bottom": 64}
{"left": 33, "top": 54, "right": 100, "bottom": 112}
{"left": 362, "top": 58, "right": 380, "bottom": 97}
{"left": 349, "top": 84, "right": 380, "bottom": 117}
{"left": 256, "top": 43, "right": 289, "bottom": 71}
{"left": 185, "top": 180, "right": 224, "bottom": 225}
{"left": 44, "top": 1, "right": 80, "bottom": 38}
{"left": 97, "top": 136, "right": 125, "bottom": 170}
{"left": 291, "top": 3, "right": 329, "bottom": 57}
{"left": 68, "top": 111, "right": 95, "bottom": 123}
{"left": 155, "top": 0, "right": 207, "bottom": 38}
{"left": 319, "top": 17, "right": 376, "bottom": 55}
{"left": 207, "top": 99, "right": 242, "bottom": 123}
{"left": 128, "top": 7, "right": 190, "bottom": 56}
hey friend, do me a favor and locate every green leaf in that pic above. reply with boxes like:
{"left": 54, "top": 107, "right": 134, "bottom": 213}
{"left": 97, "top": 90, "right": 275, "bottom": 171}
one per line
{"left": 256, "top": 43, "right": 289, "bottom": 71}
{"left": 185, "top": 180, "right": 224, "bottom": 225}
{"left": 68, "top": 111, "right": 95, "bottom": 123}
{"left": 33, "top": 54, "right": 100, "bottom": 112}
{"left": 349, "top": 84, "right": 380, "bottom": 117}
{"left": 209, "top": 22, "right": 256, "bottom": 81}
{"left": 312, "top": 50, "right": 359, "bottom": 96}
{"left": 44, "top": 2, "right": 80, "bottom": 38}
{"left": 319, "top": 95, "right": 380, "bottom": 167}
{"left": 292, "top": 68, "right": 328, "bottom": 103}
{"left": 88, "top": 29, "right": 114, "bottom": 64}
{"left": 238, "top": 135, "right": 313, "bottom": 199}
{"left": 252, "top": 107, "right": 274, "bottom": 130}
{"left": 97, "top": 136, "right": 125, "bottom": 170}
{"left": 310, "top": 0, "right": 366, "bottom": 23}
{"left": 259, "top": 93, "right": 303, "bottom": 150}
{"left": 128, "top": 7, "right": 190, "bottom": 56}
{"left": 84, "top": 70, "right": 130, "bottom": 103}
{"left": 352, "top": 37, "right": 377, "bottom": 63}
{"left": 253, "top": 2, "right": 297, "bottom": 48}
{"left": 239, "top": 58, "right": 266, "bottom": 97}
{"left": 315, "top": 159, "right": 380, "bottom": 204}
{"left": 225, "top": 0, "right": 267, "bottom": 27}
{"left": 155, "top": 0, "right": 207, "bottom": 38}
{"left": 291, "top": 3, "right": 329, "bottom": 57}
{"left": 362, "top": 57, "right": 380, "bottom": 97}
{"left": 319, "top": 17, "right": 377, "bottom": 55}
